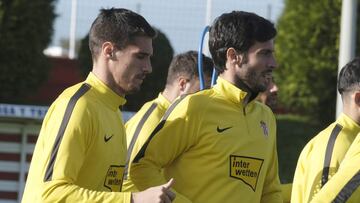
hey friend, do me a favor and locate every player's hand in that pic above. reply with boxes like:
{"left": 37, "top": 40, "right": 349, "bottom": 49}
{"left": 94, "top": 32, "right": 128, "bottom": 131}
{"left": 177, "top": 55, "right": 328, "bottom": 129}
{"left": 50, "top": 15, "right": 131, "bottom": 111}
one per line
{"left": 131, "top": 178, "right": 176, "bottom": 203}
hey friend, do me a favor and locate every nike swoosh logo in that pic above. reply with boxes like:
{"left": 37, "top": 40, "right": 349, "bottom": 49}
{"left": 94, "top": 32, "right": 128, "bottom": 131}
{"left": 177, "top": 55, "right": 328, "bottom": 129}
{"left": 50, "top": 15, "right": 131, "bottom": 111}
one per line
{"left": 104, "top": 134, "right": 114, "bottom": 142}
{"left": 217, "top": 126, "right": 233, "bottom": 133}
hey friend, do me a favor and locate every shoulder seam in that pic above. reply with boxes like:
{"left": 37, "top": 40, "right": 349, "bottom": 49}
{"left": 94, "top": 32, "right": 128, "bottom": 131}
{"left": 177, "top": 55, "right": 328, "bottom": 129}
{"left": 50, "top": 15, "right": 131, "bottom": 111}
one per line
{"left": 43, "top": 83, "right": 91, "bottom": 182}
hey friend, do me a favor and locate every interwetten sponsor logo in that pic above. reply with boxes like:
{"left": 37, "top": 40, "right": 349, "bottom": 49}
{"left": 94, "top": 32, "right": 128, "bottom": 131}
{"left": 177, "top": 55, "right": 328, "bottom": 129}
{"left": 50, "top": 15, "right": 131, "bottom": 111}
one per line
{"left": 104, "top": 165, "right": 125, "bottom": 191}
{"left": 229, "top": 155, "right": 264, "bottom": 191}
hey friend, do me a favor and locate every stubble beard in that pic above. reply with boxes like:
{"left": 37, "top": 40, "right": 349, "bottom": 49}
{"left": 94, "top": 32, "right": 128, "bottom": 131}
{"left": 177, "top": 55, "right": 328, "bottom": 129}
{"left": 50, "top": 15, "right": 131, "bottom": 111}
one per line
{"left": 125, "top": 84, "right": 141, "bottom": 95}
{"left": 245, "top": 69, "right": 268, "bottom": 93}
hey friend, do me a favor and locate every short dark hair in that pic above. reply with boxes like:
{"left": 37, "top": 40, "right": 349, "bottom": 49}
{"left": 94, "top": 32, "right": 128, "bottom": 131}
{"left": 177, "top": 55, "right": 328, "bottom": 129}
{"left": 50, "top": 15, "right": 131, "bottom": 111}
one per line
{"left": 166, "top": 51, "right": 213, "bottom": 86}
{"left": 89, "top": 8, "right": 156, "bottom": 60}
{"left": 338, "top": 57, "right": 360, "bottom": 95}
{"left": 209, "top": 11, "right": 277, "bottom": 73}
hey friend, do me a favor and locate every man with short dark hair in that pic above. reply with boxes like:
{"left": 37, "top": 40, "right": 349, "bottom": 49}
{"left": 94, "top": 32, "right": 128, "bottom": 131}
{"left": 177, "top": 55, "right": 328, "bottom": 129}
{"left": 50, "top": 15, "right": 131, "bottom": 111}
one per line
{"left": 292, "top": 57, "right": 360, "bottom": 203}
{"left": 22, "top": 8, "right": 175, "bottom": 203}
{"left": 130, "top": 11, "right": 282, "bottom": 203}
{"left": 122, "top": 50, "right": 213, "bottom": 192}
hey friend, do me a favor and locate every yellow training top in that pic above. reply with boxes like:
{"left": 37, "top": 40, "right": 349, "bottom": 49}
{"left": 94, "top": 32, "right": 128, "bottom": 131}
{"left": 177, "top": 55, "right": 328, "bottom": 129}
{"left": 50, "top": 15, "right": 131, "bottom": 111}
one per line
{"left": 22, "top": 73, "right": 131, "bottom": 203}
{"left": 292, "top": 113, "right": 360, "bottom": 203}
{"left": 311, "top": 132, "right": 360, "bottom": 203}
{"left": 131, "top": 77, "right": 283, "bottom": 203}
{"left": 123, "top": 93, "right": 170, "bottom": 192}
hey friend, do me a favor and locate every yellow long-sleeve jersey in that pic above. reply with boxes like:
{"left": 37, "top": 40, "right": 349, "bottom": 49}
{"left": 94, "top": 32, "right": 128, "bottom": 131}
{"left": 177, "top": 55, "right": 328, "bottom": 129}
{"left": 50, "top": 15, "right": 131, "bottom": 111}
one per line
{"left": 130, "top": 77, "right": 283, "bottom": 203}
{"left": 22, "top": 73, "right": 131, "bottom": 203}
{"left": 292, "top": 113, "right": 360, "bottom": 203}
{"left": 310, "top": 132, "right": 360, "bottom": 203}
{"left": 122, "top": 93, "right": 170, "bottom": 192}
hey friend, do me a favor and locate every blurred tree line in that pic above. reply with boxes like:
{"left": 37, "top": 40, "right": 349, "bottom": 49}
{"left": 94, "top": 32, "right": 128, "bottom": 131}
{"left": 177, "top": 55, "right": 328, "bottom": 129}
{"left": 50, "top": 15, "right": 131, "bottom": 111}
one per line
{"left": 275, "top": 0, "right": 360, "bottom": 126}
{"left": 0, "top": 0, "right": 56, "bottom": 103}
{"left": 1, "top": 0, "right": 359, "bottom": 127}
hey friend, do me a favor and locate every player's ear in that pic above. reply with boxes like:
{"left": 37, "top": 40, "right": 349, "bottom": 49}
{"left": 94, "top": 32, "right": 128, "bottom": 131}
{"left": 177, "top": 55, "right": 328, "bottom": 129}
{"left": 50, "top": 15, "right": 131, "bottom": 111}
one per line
{"left": 226, "top": 48, "right": 239, "bottom": 65}
{"left": 226, "top": 47, "right": 245, "bottom": 68}
{"left": 355, "top": 91, "right": 360, "bottom": 107}
{"left": 102, "top": 42, "right": 115, "bottom": 59}
{"left": 179, "top": 77, "right": 188, "bottom": 92}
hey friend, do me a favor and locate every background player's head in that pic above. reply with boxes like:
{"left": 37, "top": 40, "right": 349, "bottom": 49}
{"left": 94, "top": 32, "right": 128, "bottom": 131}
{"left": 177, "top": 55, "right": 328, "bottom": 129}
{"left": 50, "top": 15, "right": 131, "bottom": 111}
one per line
{"left": 163, "top": 50, "right": 213, "bottom": 102}
{"left": 89, "top": 8, "right": 156, "bottom": 95}
{"left": 338, "top": 57, "right": 360, "bottom": 120}
{"left": 257, "top": 77, "right": 279, "bottom": 110}
{"left": 209, "top": 11, "right": 277, "bottom": 94}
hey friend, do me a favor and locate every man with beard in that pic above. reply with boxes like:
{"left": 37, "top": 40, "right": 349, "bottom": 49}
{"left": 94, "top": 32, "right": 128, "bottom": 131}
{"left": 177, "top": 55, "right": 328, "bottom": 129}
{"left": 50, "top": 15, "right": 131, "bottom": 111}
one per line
{"left": 257, "top": 76, "right": 279, "bottom": 110}
{"left": 130, "top": 11, "right": 282, "bottom": 203}
{"left": 22, "top": 8, "right": 175, "bottom": 203}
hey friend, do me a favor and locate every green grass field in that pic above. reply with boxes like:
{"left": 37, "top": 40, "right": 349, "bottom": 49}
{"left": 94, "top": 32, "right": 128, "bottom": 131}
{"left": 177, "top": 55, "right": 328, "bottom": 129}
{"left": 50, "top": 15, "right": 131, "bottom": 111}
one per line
{"left": 276, "top": 114, "right": 326, "bottom": 183}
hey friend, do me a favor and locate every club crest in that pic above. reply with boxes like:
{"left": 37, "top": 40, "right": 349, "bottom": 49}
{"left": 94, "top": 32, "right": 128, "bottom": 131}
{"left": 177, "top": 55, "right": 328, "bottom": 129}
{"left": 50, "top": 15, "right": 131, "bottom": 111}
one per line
{"left": 260, "top": 120, "right": 268, "bottom": 137}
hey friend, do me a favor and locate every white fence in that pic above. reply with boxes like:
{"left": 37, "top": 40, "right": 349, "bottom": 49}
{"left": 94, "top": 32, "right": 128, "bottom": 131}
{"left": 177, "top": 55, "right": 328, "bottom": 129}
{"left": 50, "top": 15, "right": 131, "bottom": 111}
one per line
{"left": 0, "top": 121, "right": 39, "bottom": 203}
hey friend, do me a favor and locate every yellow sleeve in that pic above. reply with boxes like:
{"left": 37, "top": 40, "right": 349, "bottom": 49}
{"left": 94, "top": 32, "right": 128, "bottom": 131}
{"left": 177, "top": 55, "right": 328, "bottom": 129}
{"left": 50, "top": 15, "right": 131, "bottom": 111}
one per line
{"left": 43, "top": 181, "right": 132, "bottom": 202}
{"left": 281, "top": 183, "right": 292, "bottom": 203}
{"left": 41, "top": 101, "right": 131, "bottom": 202}
{"left": 310, "top": 160, "right": 360, "bottom": 203}
{"left": 124, "top": 101, "right": 152, "bottom": 147}
{"left": 130, "top": 98, "right": 196, "bottom": 203}
{"left": 261, "top": 117, "right": 283, "bottom": 203}
{"left": 291, "top": 141, "right": 313, "bottom": 203}
{"left": 311, "top": 135, "right": 360, "bottom": 203}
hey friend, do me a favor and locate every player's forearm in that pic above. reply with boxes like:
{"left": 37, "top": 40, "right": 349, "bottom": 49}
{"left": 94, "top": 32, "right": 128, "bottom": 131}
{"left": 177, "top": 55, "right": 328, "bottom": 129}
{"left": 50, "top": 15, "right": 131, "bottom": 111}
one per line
{"left": 130, "top": 161, "right": 167, "bottom": 190}
{"left": 310, "top": 168, "right": 359, "bottom": 202}
{"left": 261, "top": 146, "right": 283, "bottom": 202}
{"left": 42, "top": 180, "right": 132, "bottom": 203}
